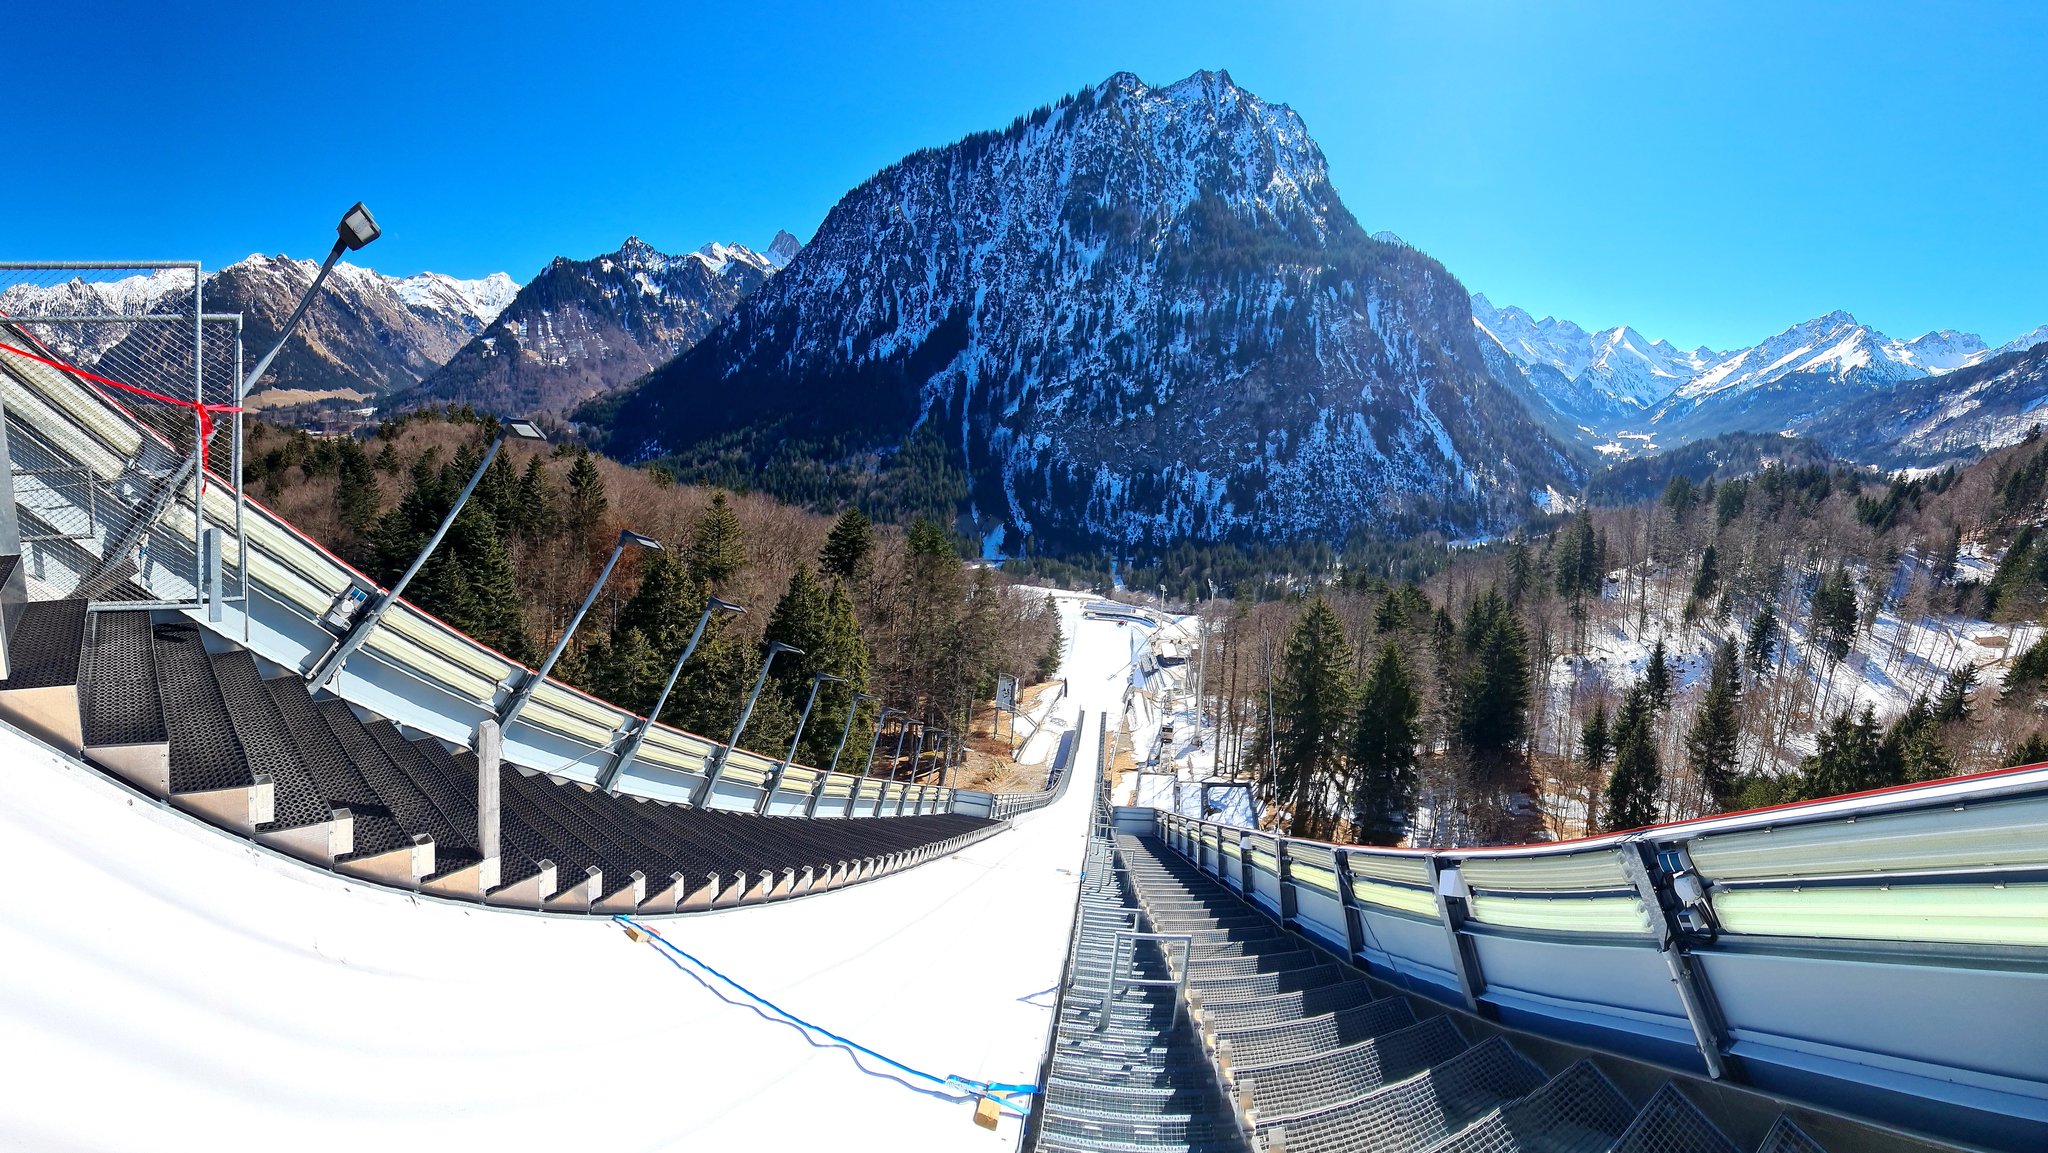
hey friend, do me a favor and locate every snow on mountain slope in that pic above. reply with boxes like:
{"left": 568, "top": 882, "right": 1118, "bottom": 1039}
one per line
{"left": 1471, "top": 293, "right": 1714, "bottom": 433}
{"left": 1483, "top": 293, "right": 2048, "bottom": 461}
{"left": 608, "top": 71, "right": 1580, "bottom": 548}
{"left": 3, "top": 257, "right": 519, "bottom": 405}
{"left": 403, "top": 236, "right": 785, "bottom": 416}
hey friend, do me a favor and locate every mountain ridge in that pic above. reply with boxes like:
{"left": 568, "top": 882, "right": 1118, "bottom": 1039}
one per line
{"left": 596, "top": 70, "right": 1581, "bottom": 549}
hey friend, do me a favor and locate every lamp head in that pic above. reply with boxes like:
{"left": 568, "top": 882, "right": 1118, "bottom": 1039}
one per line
{"left": 336, "top": 202, "right": 381, "bottom": 251}
{"left": 618, "top": 529, "right": 662, "bottom": 551}
{"left": 767, "top": 641, "right": 804, "bottom": 658}
{"left": 815, "top": 672, "right": 847, "bottom": 685}
{"left": 502, "top": 418, "right": 546, "bottom": 442}
{"left": 709, "top": 596, "right": 745, "bottom": 615}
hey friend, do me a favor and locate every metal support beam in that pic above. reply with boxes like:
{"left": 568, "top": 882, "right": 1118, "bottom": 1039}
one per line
{"left": 1620, "top": 843, "right": 1732, "bottom": 1081}
{"left": 1427, "top": 858, "right": 1488, "bottom": 1016}
{"left": 599, "top": 597, "right": 741, "bottom": 793}
{"left": 476, "top": 720, "right": 503, "bottom": 892}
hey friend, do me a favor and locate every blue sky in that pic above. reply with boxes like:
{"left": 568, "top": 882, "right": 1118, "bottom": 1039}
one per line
{"left": 11, "top": 1, "right": 2045, "bottom": 350}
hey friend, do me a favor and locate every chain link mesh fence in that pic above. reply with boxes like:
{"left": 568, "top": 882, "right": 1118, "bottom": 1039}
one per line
{"left": 0, "top": 263, "right": 246, "bottom": 609}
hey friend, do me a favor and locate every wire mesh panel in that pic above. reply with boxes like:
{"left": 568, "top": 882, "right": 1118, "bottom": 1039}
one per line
{"left": 0, "top": 263, "right": 245, "bottom": 609}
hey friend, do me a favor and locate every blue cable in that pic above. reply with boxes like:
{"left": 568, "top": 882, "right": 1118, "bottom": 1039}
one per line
{"left": 615, "top": 915, "right": 1038, "bottom": 1114}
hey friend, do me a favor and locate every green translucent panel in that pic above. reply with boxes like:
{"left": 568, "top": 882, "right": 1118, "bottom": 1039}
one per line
{"left": 1289, "top": 860, "right": 1341, "bottom": 894}
{"left": 1467, "top": 893, "right": 1652, "bottom": 936}
{"left": 1352, "top": 877, "right": 1439, "bottom": 918}
{"left": 1346, "top": 850, "right": 1433, "bottom": 886}
{"left": 1460, "top": 850, "right": 1632, "bottom": 894}
{"left": 1688, "top": 796, "right": 2048, "bottom": 881}
{"left": 1713, "top": 883, "right": 2048, "bottom": 946}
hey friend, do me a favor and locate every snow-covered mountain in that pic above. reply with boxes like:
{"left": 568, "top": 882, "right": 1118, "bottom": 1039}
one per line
{"left": 601, "top": 71, "right": 1580, "bottom": 549}
{"left": 404, "top": 235, "right": 793, "bottom": 417}
{"left": 5, "top": 258, "right": 519, "bottom": 407}
{"left": 1472, "top": 294, "right": 1717, "bottom": 434}
{"left": 1480, "top": 295, "right": 2048, "bottom": 461}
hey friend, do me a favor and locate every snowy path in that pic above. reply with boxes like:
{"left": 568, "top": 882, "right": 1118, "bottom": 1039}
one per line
{"left": 0, "top": 603, "right": 1134, "bottom": 1153}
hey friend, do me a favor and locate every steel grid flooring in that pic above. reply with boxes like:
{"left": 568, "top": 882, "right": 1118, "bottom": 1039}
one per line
{"left": 1034, "top": 833, "right": 1840, "bottom": 1153}
{"left": 52, "top": 603, "right": 998, "bottom": 909}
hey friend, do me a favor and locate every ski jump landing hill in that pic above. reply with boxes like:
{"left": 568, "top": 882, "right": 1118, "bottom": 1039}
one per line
{"left": 0, "top": 310, "right": 2044, "bottom": 1153}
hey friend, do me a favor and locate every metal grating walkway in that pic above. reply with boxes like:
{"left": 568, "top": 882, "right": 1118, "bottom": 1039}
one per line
{"left": 1033, "top": 830, "right": 1846, "bottom": 1153}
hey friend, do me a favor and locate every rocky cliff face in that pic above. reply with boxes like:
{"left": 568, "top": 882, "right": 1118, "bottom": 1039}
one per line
{"left": 403, "top": 237, "right": 791, "bottom": 417}
{"left": 601, "top": 71, "right": 1579, "bottom": 549}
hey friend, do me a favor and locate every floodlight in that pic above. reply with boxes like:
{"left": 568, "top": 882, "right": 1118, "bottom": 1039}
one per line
{"left": 619, "top": 529, "right": 662, "bottom": 551}
{"left": 337, "top": 202, "right": 381, "bottom": 251}
{"left": 503, "top": 419, "right": 546, "bottom": 441}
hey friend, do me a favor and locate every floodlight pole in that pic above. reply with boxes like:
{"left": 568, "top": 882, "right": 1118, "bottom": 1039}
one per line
{"left": 696, "top": 641, "right": 801, "bottom": 806}
{"left": 870, "top": 712, "right": 912, "bottom": 817}
{"left": 759, "top": 671, "right": 843, "bottom": 812}
{"left": 860, "top": 707, "right": 901, "bottom": 780}
{"left": 896, "top": 722, "right": 927, "bottom": 816}
{"left": 501, "top": 529, "right": 658, "bottom": 732}
{"left": 307, "top": 421, "right": 539, "bottom": 694}
{"left": 87, "top": 203, "right": 380, "bottom": 589}
{"left": 599, "top": 596, "right": 742, "bottom": 792}
{"left": 803, "top": 691, "right": 875, "bottom": 817}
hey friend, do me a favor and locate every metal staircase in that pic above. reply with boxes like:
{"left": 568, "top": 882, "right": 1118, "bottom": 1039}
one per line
{"left": 1031, "top": 821, "right": 1912, "bottom": 1153}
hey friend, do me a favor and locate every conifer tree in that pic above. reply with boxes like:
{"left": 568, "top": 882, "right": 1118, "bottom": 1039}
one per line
{"left": 1034, "top": 611, "right": 1064, "bottom": 681}
{"left": 1811, "top": 567, "right": 1859, "bottom": 662}
{"left": 1686, "top": 641, "right": 1743, "bottom": 812}
{"left": 1933, "top": 664, "right": 1977, "bottom": 724}
{"left": 565, "top": 448, "right": 608, "bottom": 540}
{"left": 515, "top": 455, "right": 558, "bottom": 541}
{"left": 1457, "top": 605, "right": 1531, "bottom": 758}
{"left": 1800, "top": 705, "right": 1897, "bottom": 799}
{"left": 1644, "top": 638, "right": 1673, "bottom": 714}
{"left": 2008, "top": 731, "right": 2048, "bottom": 767}
{"left": 334, "top": 436, "right": 380, "bottom": 535}
{"left": 1604, "top": 683, "right": 1660, "bottom": 831}
{"left": 820, "top": 507, "right": 875, "bottom": 582}
{"left": 1689, "top": 545, "right": 1719, "bottom": 613}
{"left": 1270, "top": 598, "right": 1357, "bottom": 838}
{"left": 1350, "top": 642, "right": 1418, "bottom": 845}
{"left": 1890, "top": 695, "right": 1953, "bottom": 783}
{"left": 1579, "top": 699, "right": 1612, "bottom": 831}
{"left": 688, "top": 491, "right": 747, "bottom": 588}
{"left": 1745, "top": 605, "right": 1779, "bottom": 676}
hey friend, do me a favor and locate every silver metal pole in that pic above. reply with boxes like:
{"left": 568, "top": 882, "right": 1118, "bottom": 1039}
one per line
{"left": 759, "top": 672, "right": 840, "bottom": 812}
{"left": 893, "top": 723, "right": 927, "bottom": 816}
{"left": 83, "top": 239, "right": 346, "bottom": 589}
{"left": 696, "top": 641, "right": 800, "bottom": 805}
{"left": 598, "top": 596, "right": 741, "bottom": 792}
{"left": 500, "top": 532, "right": 636, "bottom": 731}
{"left": 306, "top": 430, "right": 509, "bottom": 693}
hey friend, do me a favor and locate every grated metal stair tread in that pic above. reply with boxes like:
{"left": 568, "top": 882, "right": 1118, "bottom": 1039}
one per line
{"left": 1610, "top": 1085, "right": 1738, "bottom": 1153}
{"left": 79, "top": 609, "right": 165, "bottom": 747}
{"left": 262, "top": 677, "right": 410, "bottom": 857}
{"left": 207, "top": 651, "right": 329, "bottom": 831}
{"left": 150, "top": 623, "right": 254, "bottom": 795}
{"left": 0, "top": 597, "right": 86, "bottom": 690}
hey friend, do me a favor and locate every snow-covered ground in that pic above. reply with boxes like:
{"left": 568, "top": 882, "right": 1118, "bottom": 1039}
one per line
{"left": 0, "top": 597, "right": 1145, "bottom": 1153}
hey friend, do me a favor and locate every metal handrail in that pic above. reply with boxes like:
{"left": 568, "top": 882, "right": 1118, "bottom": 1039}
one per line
{"left": 1095, "top": 928, "right": 1193, "bottom": 1031}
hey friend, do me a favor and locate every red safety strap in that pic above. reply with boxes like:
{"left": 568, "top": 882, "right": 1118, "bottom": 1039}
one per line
{"left": 0, "top": 334, "right": 241, "bottom": 481}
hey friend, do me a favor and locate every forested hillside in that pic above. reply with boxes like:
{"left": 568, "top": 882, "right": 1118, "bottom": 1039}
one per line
{"left": 1178, "top": 434, "right": 2048, "bottom": 845}
{"left": 241, "top": 409, "right": 1060, "bottom": 775}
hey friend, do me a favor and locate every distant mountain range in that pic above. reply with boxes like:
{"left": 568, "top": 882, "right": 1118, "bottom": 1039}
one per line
{"left": 0, "top": 235, "right": 797, "bottom": 418}
{"left": 397, "top": 234, "right": 798, "bottom": 416}
{"left": 0, "top": 258, "right": 517, "bottom": 406}
{"left": 594, "top": 70, "right": 1580, "bottom": 550}
{"left": 1476, "top": 295, "right": 2048, "bottom": 464}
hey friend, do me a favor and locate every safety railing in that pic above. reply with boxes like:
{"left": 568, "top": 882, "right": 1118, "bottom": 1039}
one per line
{"left": 988, "top": 712, "right": 1087, "bottom": 820}
{"left": 1094, "top": 928, "right": 1193, "bottom": 1032}
{"left": 1140, "top": 763, "right": 2048, "bottom": 1153}
{"left": 0, "top": 314, "right": 963, "bottom": 820}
